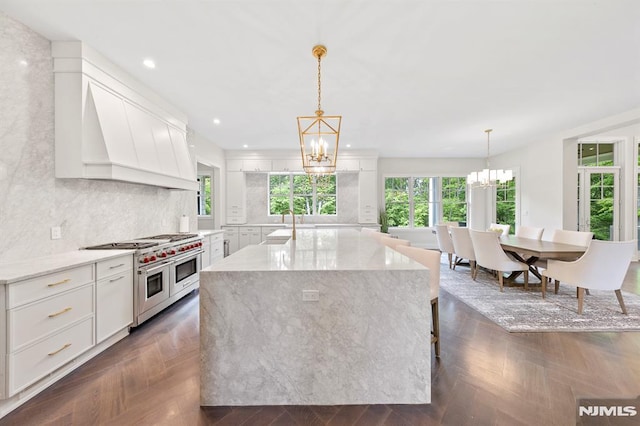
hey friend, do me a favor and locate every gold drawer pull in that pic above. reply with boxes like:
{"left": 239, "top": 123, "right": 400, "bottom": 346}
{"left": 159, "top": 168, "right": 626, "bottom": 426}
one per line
{"left": 48, "top": 307, "right": 72, "bottom": 318}
{"left": 109, "top": 263, "right": 125, "bottom": 269}
{"left": 47, "top": 278, "right": 71, "bottom": 288}
{"left": 48, "top": 343, "right": 71, "bottom": 356}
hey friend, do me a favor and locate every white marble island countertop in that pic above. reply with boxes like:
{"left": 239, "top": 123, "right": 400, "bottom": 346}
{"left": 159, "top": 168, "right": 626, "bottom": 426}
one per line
{"left": 208, "top": 228, "right": 424, "bottom": 272}
{"left": 200, "top": 228, "right": 432, "bottom": 407}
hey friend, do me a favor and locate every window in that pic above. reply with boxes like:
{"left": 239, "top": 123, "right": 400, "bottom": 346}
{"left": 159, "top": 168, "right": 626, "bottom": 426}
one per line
{"left": 496, "top": 178, "right": 516, "bottom": 234}
{"left": 440, "top": 177, "right": 468, "bottom": 225}
{"left": 269, "top": 173, "right": 337, "bottom": 216}
{"left": 385, "top": 176, "right": 467, "bottom": 228}
{"left": 385, "top": 178, "right": 410, "bottom": 227}
{"left": 578, "top": 142, "right": 614, "bottom": 166}
{"left": 197, "top": 175, "right": 212, "bottom": 216}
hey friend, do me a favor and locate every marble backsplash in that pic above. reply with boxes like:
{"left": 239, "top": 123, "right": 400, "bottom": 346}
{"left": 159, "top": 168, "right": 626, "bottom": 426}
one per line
{"left": 0, "top": 12, "right": 195, "bottom": 264}
{"left": 245, "top": 172, "right": 359, "bottom": 224}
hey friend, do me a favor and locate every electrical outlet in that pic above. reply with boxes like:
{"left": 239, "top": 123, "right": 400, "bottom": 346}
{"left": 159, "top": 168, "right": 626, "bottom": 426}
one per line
{"left": 51, "top": 226, "right": 62, "bottom": 240}
{"left": 302, "top": 290, "right": 319, "bottom": 302}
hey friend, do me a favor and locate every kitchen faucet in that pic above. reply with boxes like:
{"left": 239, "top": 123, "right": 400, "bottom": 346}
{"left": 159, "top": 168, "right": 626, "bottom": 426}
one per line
{"left": 281, "top": 209, "right": 296, "bottom": 240}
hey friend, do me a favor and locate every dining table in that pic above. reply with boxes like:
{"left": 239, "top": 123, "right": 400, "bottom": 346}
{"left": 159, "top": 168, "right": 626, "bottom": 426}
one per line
{"left": 499, "top": 235, "right": 588, "bottom": 281}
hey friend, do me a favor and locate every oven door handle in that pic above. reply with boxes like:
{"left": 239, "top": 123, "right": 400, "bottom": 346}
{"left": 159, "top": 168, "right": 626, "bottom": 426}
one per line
{"left": 138, "top": 261, "right": 172, "bottom": 275}
{"left": 172, "top": 250, "right": 204, "bottom": 263}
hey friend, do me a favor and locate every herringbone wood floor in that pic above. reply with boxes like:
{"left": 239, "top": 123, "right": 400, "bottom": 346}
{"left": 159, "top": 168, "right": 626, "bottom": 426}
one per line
{"left": 2, "top": 263, "right": 640, "bottom": 425}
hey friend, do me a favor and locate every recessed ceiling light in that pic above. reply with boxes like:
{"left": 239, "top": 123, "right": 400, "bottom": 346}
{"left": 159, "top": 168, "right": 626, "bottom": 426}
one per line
{"left": 243, "top": 144, "right": 248, "bottom": 149}
{"left": 213, "top": 118, "right": 221, "bottom": 125}
{"left": 346, "top": 144, "right": 351, "bottom": 148}
{"left": 18, "top": 59, "right": 28, "bottom": 67}
{"left": 143, "top": 59, "right": 156, "bottom": 69}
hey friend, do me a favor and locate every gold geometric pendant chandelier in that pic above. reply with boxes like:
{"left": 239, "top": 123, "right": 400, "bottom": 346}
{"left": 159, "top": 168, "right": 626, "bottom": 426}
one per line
{"left": 297, "top": 45, "right": 341, "bottom": 176}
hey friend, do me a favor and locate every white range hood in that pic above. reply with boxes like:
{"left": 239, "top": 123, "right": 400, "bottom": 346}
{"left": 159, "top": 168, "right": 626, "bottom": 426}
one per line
{"left": 52, "top": 42, "right": 197, "bottom": 190}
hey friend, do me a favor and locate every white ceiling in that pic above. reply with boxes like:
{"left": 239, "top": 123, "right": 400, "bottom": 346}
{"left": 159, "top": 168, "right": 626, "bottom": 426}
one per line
{"left": 2, "top": 0, "right": 639, "bottom": 157}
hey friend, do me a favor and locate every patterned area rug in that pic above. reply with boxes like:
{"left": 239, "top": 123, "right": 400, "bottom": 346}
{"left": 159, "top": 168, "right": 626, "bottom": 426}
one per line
{"left": 439, "top": 262, "right": 640, "bottom": 333}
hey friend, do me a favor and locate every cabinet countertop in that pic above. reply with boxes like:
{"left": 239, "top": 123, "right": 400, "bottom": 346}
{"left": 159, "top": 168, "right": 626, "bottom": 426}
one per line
{"left": 0, "top": 250, "right": 134, "bottom": 285}
{"left": 198, "top": 229, "right": 226, "bottom": 236}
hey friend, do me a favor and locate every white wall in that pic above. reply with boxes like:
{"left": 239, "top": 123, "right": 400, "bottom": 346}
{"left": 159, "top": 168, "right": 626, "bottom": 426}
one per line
{"left": 0, "top": 12, "right": 195, "bottom": 263}
{"left": 492, "top": 108, "right": 640, "bottom": 242}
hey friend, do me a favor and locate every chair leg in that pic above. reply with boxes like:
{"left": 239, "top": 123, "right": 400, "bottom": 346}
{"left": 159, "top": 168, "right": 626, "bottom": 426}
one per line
{"left": 577, "top": 287, "right": 585, "bottom": 314}
{"left": 541, "top": 274, "right": 547, "bottom": 298}
{"left": 431, "top": 298, "right": 440, "bottom": 358}
{"left": 615, "top": 289, "right": 628, "bottom": 315}
{"left": 524, "top": 270, "right": 529, "bottom": 291}
{"left": 452, "top": 256, "right": 458, "bottom": 270}
{"left": 447, "top": 253, "right": 453, "bottom": 269}
{"left": 554, "top": 279, "right": 560, "bottom": 294}
{"left": 471, "top": 261, "right": 477, "bottom": 280}
{"left": 498, "top": 272, "right": 504, "bottom": 292}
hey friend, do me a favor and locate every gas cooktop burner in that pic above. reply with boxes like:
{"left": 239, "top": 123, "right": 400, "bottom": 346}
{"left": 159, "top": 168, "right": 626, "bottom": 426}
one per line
{"left": 140, "top": 233, "right": 199, "bottom": 242}
{"left": 84, "top": 241, "right": 158, "bottom": 250}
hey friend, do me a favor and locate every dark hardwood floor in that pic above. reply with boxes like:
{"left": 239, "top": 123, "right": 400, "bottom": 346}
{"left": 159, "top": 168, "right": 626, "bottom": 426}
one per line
{"left": 2, "top": 262, "right": 640, "bottom": 425}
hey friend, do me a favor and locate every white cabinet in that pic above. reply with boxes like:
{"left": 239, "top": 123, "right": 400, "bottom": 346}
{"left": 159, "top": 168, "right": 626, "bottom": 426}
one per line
{"left": 238, "top": 227, "right": 262, "bottom": 249}
{"left": 359, "top": 170, "right": 378, "bottom": 223}
{"left": 201, "top": 232, "right": 225, "bottom": 266}
{"left": 335, "top": 158, "right": 360, "bottom": 172}
{"left": 210, "top": 232, "right": 225, "bottom": 264}
{"left": 226, "top": 171, "right": 246, "bottom": 224}
{"left": 201, "top": 235, "right": 212, "bottom": 269}
{"left": 359, "top": 158, "right": 378, "bottom": 171}
{"left": 96, "top": 255, "right": 133, "bottom": 344}
{"left": 272, "top": 159, "right": 302, "bottom": 172}
{"left": 227, "top": 159, "right": 271, "bottom": 172}
{"left": 243, "top": 159, "right": 272, "bottom": 172}
{"left": 5, "top": 263, "right": 96, "bottom": 396}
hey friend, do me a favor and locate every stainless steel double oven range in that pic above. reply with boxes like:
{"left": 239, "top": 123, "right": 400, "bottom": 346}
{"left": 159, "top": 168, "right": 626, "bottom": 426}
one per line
{"left": 86, "top": 233, "right": 203, "bottom": 326}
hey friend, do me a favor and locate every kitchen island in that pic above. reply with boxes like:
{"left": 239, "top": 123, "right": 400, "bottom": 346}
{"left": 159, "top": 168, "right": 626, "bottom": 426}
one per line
{"left": 199, "top": 228, "right": 431, "bottom": 406}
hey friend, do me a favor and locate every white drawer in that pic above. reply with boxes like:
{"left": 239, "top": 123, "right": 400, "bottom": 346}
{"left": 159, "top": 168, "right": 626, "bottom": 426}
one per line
{"left": 10, "top": 317, "right": 94, "bottom": 395}
{"left": 211, "top": 242, "right": 223, "bottom": 257}
{"left": 8, "top": 264, "right": 94, "bottom": 309}
{"left": 226, "top": 217, "right": 245, "bottom": 224}
{"left": 227, "top": 208, "right": 243, "bottom": 217}
{"left": 9, "top": 284, "right": 94, "bottom": 352}
{"left": 210, "top": 233, "right": 224, "bottom": 243}
{"left": 97, "top": 255, "right": 133, "bottom": 280}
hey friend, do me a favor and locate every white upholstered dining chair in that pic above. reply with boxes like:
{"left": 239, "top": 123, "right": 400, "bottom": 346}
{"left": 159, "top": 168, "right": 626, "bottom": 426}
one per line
{"left": 515, "top": 226, "right": 544, "bottom": 240}
{"left": 541, "top": 240, "right": 634, "bottom": 314}
{"left": 450, "top": 227, "right": 477, "bottom": 279}
{"left": 536, "top": 229, "right": 594, "bottom": 292}
{"left": 488, "top": 223, "right": 510, "bottom": 236}
{"left": 469, "top": 230, "right": 529, "bottom": 292}
{"left": 395, "top": 245, "right": 441, "bottom": 358}
{"left": 434, "top": 224, "right": 455, "bottom": 269}
{"left": 380, "top": 236, "right": 411, "bottom": 250}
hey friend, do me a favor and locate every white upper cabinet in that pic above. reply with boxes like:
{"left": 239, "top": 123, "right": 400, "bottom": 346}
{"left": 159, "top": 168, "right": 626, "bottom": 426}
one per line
{"left": 52, "top": 41, "right": 197, "bottom": 190}
{"left": 335, "top": 158, "right": 360, "bottom": 172}
{"left": 271, "top": 159, "right": 302, "bottom": 172}
{"left": 227, "top": 159, "right": 273, "bottom": 172}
